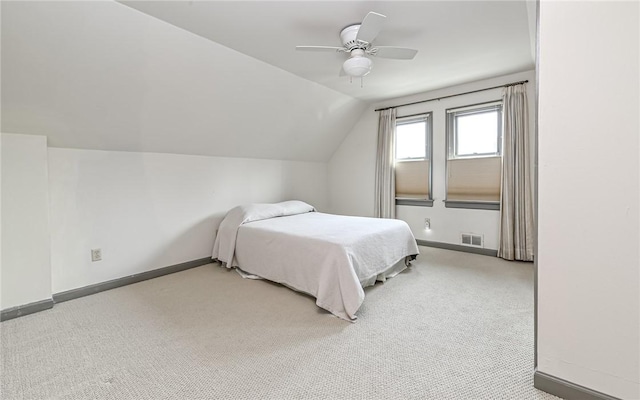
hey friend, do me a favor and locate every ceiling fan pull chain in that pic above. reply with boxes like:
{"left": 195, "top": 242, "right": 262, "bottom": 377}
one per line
{"left": 361, "top": 77, "right": 364, "bottom": 88}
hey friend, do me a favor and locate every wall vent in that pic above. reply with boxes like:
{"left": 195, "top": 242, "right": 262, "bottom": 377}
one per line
{"left": 461, "top": 233, "right": 484, "bottom": 248}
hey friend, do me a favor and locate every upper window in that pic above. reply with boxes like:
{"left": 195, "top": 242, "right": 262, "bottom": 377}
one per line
{"left": 448, "top": 102, "right": 502, "bottom": 159}
{"left": 396, "top": 118, "right": 428, "bottom": 160}
{"left": 394, "top": 114, "right": 433, "bottom": 205}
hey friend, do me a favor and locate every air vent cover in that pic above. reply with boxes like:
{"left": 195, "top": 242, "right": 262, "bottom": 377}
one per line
{"left": 461, "top": 233, "right": 484, "bottom": 248}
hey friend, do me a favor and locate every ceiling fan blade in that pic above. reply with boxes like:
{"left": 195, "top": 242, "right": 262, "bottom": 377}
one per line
{"left": 373, "top": 46, "right": 418, "bottom": 60}
{"left": 296, "top": 46, "right": 344, "bottom": 52}
{"left": 355, "top": 12, "right": 386, "bottom": 44}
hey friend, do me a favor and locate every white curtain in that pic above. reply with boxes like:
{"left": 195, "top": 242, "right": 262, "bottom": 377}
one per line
{"left": 498, "top": 84, "right": 534, "bottom": 261}
{"left": 374, "top": 108, "right": 397, "bottom": 219}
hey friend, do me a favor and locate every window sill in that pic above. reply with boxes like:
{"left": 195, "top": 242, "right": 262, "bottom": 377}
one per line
{"left": 396, "top": 198, "right": 434, "bottom": 207}
{"left": 444, "top": 200, "right": 500, "bottom": 210}
{"left": 448, "top": 154, "right": 502, "bottom": 160}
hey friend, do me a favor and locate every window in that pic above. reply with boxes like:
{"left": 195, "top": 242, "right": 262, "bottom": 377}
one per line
{"left": 396, "top": 119, "right": 427, "bottom": 160}
{"left": 448, "top": 102, "right": 502, "bottom": 159}
{"left": 395, "top": 113, "right": 433, "bottom": 206}
{"left": 445, "top": 102, "right": 502, "bottom": 209}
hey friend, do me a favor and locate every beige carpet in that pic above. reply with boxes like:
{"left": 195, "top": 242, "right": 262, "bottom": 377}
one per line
{"left": 0, "top": 247, "right": 559, "bottom": 399}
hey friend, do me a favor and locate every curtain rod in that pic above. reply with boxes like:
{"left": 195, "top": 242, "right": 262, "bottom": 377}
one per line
{"left": 374, "top": 80, "right": 529, "bottom": 112}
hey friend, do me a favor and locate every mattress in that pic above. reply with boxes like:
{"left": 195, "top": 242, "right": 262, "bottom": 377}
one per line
{"left": 212, "top": 201, "right": 419, "bottom": 321}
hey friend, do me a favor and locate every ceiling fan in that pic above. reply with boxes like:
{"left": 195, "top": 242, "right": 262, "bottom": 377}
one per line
{"left": 296, "top": 12, "right": 418, "bottom": 80}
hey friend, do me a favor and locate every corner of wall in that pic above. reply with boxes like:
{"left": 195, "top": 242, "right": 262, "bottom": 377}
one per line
{"left": 1, "top": 133, "right": 53, "bottom": 310}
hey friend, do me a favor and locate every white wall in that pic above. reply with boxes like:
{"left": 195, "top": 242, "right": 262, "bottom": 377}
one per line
{"left": 1, "top": 134, "right": 52, "bottom": 309}
{"left": 0, "top": 135, "right": 2, "bottom": 310}
{"left": 537, "top": 2, "right": 639, "bottom": 399}
{"left": 328, "top": 70, "right": 535, "bottom": 250}
{"left": 48, "top": 148, "right": 328, "bottom": 294}
{"left": 327, "top": 108, "right": 378, "bottom": 217}
{"left": 0, "top": 5, "right": 3, "bottom": 311}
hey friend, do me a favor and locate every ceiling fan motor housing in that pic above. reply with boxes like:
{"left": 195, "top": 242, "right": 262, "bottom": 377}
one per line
{"left": 340, "top": 24, "right": 364, "bottom": 49}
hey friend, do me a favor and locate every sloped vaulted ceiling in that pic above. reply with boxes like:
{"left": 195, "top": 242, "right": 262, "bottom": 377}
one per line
{"left": 2, "top": 1, "right": 534, "bottom": 162}
{"left": 1, "top": 1, "right": 367, "bottom": 162}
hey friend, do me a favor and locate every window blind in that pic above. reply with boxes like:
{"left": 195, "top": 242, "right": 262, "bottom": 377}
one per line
{"left": 446, "top": 156, "right": 501, "bottom": 201}
{"left": 395, "top": 159, "right": 430, "bottom": 199}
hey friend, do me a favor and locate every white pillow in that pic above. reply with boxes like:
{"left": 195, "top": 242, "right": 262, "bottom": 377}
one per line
{"left": 275, "top": 200, "right": 315, "bottom": 215}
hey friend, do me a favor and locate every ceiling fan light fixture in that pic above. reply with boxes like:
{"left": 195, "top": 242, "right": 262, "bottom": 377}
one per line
{"left": 343, "top": 54, "right": 372, "bottom": 77}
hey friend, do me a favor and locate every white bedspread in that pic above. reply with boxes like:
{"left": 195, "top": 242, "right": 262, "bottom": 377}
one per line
{"left": 212, "top": 202, "right": 419, "bottom": 321}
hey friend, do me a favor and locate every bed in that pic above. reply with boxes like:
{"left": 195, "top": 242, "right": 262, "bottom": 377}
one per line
{"left": 212, "top": 201, "right": 419, "bottom": 321}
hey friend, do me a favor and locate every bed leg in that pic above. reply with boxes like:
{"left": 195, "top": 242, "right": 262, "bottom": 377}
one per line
{"left": 405, "top": 255, "right": 417, "bottom": 267}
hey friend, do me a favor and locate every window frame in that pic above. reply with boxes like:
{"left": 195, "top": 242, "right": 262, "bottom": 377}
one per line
{"left": 444, "top": 101, "right": 503, "bottom": 210}
{"left": 394, "top": 112, "right": 433, "bottom": 207}
{"left": 447, "top": 101, "right": 503, "bottom": 160}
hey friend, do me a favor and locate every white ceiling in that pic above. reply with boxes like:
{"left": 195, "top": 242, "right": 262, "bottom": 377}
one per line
{"left": 120, "top": 1, "right": 536, "bottom": 102}
{"left": 1, "top": 1, "right": 535, "bottom": 162}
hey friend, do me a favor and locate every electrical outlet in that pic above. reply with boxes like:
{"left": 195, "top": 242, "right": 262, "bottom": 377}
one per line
{"left": 424, "top": 218, "right": 431, "bottom": 230}
{"left": 91, "top": 248, "right": 102, "bottom": 262}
